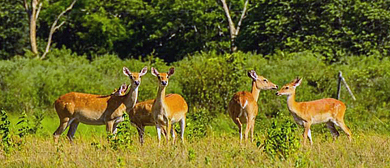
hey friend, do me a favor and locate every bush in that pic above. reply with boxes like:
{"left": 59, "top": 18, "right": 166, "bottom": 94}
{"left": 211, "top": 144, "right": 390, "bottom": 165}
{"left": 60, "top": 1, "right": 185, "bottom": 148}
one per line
{"left": 185, "top": 107, "right": 213, "bottom": 140}
{"left": 263, "top": 117, "right": 301, "bottom": 160}
{"left": 174, "top": 51, "right": 246, "bottom": 115}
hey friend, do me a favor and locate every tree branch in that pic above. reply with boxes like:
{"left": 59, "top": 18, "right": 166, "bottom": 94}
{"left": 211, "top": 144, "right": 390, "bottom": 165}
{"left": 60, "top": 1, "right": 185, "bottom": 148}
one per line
{"left": 35, "top": 2, "right": 42, "bottom": 20}
{"left": 41, "top": 0, "right": 77, "bottom": 60}
{"left": 235, "top": 0, "right": 249, "bottom": 36}
{"left": 23, "top": 0, "right": 31, "bottom": 17}
{"left": 220, "top": 0, "right": 236, "bottom": 35}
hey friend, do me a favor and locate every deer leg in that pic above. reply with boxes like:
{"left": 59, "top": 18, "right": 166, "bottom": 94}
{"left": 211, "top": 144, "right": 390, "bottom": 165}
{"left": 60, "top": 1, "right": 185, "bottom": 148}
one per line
{"left": 106, "top": 120, "right": 114, "bottom": 134}
{"left": 166, "top": 119, "right": 172, "bottom": 144}
{"left": 326, "top": 121, "right": 340, "bottom": 140}
{"left": 303, "top": 122, "right": 312, "bottom": 145}
{"left": 232, "top": 117, "right": 243, "bottom": 141}
{"left": 171, "top": 125, "right": 176, "bottom": 144}
{"left": 67, "top": 120, "right": 79, "bottom": 143}
{"left": 136, "top": 125, "right": 145, "bottom": 145}
{"left": 53, "top": 117, "right": 71, "bottom": 143}
{"left": 112, "top": 116, "right": 124, "bottom": 134}
{"left": 244, "top": 117, "right": 251, "bottom": 141}
{"left": 156, "top": 124, "right": 163, "bottom": 146}
{"left": 250, "top": 118, "right": 256, "bottom": 142}
{"left": 179, "top": 118, "right": 186, "bottom": 142}
{"left": 336, "top": 120, "right": 352, "bottom": 142}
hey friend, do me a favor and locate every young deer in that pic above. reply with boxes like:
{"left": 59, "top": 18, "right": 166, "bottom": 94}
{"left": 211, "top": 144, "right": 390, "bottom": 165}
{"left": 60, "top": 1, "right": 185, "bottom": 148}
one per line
{"left": 53, "top": 66, "right": 147, "bottom": 143}
{"left": 151, "top": 67, "right": 188, "bottom": 145}
{"left": 276, "top": 77, "right": 352, "bottom": 145}
{"left": 228, "top": 70, "right": 278, "bottom": 142}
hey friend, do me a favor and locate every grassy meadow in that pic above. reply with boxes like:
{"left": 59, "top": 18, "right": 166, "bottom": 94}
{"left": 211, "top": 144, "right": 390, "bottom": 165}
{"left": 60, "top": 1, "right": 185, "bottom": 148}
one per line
{"left": 1, "top": 50, "right": 390, "bottom": 167}
{"left": 2, "top": 115, "right": 390, "bottom": 167}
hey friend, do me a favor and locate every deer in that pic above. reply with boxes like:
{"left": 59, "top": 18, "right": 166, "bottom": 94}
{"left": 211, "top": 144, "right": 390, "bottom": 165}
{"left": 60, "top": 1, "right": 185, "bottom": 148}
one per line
{"left": 53, "top": 66, "right": 147, "bottom": 143}
{"left": 275, "top": 77, "right": 352, "bottom": 145}
{"left": 128, "top": 97, "right": 177, "bottom": 144}
{"left": 151, "top": 67, "right": 188, "bottom": 145}
{"left": 228, "top": 70, "right": 278, "bottom": 142}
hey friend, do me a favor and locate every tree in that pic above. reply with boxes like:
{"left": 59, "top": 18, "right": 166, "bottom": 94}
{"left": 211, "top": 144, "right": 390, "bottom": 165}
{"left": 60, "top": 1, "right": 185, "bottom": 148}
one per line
{"left": 219, "top": 0, "right": 249, "bottom": 53}
{"left": 22, "top": 0, "right": 77, "bottom": 59}
{"left": 41, "top": 0, "right": 77, "bottom": 59}
{"left": 22, "top": 0, "right": 41, "bottom": 55}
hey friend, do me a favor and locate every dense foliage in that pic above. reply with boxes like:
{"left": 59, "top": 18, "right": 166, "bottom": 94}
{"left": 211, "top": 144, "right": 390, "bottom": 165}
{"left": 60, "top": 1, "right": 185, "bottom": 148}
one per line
{"left": 0, "top": 49, "right": 389, "bottom": 135}
{"left": 1, "top": 0, "right": 390, "bottom": 61}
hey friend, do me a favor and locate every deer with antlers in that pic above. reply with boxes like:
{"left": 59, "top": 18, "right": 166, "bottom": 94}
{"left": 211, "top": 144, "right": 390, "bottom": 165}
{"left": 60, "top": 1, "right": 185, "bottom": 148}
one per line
{"left": 228, "top": 70, "right": 278, "bottom": 142}
{"left": 276, "top": 77, "right": 352, "bottom": 145}
{"left": 53, "top": 66, "right": 147, "bottom": 143}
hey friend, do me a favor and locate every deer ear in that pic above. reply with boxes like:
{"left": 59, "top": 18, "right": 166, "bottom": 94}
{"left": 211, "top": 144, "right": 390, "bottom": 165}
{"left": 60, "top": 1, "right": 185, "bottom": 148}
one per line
{"left": 151, "top": 67, "right": 159, "bottom": 77}
{"left": 293, "top": 77, "right": 302, "bottom": 87}
{"left": 123, "top": 67, "right": 131, "bottom": 76}
{"left": 119, "top": 83, "right": 128, "bottom": 95}
{"left": 139, "top": 66, "right": 148, "bottom": 76}
{"left": 247, "top": 70, "right": 258, "bottom": 80}
{"left": 167, "top": 67, "right": 175, "bottom": 77}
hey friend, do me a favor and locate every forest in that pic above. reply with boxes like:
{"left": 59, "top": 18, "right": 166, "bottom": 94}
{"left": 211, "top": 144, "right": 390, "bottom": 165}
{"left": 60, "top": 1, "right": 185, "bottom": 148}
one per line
{"left": 1, "top": 0, "right": 390, "bottom": 167}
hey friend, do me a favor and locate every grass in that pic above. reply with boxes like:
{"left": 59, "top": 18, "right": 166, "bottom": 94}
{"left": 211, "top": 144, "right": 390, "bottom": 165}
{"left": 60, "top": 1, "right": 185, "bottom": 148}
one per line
{"left": 1, "top": 132, "right": 389, "bottom": 167}
{"left": 1, "top": 115, "right": 390, "bottom": 167}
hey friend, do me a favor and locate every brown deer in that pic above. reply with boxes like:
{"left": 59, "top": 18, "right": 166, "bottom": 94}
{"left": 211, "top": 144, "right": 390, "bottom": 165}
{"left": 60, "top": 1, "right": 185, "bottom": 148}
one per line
{"left": 53, "top": 66, "right": 147, "bottom": 143}
{"left": 228, "top": 70, "right": 278, "bottom": 142}
{"left": 276, "top": 77, "right": 352, "bottom": 145}
{"left": 151, "top": 67, "right": 188, "bottom": 145}
{"left": 128, "top": 96, "right": 177, "bottom": 144}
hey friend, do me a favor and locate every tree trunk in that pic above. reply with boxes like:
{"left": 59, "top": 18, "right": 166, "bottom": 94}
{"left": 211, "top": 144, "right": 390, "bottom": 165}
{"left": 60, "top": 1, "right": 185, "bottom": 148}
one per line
{"left": 220, "top": 0, "right": 249, "bottom": 53}
{"left": 30, "top": 0, "right": 39, "bottom": 55}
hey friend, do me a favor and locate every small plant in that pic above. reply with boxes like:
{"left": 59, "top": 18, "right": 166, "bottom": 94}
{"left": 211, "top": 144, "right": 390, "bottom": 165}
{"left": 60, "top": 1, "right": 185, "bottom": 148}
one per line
{"left": 0, "top": 109, "right": 13, "bottom": 155}
{"left": 188, "top": 148, "right": 196, "bottom": 162}
{"left": 107, "top": 114, "right": 133, "bottom": 150}
{"left": 185, "top": 107, "right": 213, "bottom": 140}
{"left": 30, "top": 110, "right": 44, "bottom": 134}
{"left": 17, "top": 111, "right": 32, "bottom": 139}
{"left": 263, "top": 118, "right": 300, "bottom": 160}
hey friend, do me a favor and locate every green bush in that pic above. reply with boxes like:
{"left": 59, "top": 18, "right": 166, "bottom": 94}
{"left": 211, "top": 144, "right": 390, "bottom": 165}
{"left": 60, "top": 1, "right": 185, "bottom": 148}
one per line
{"left": 174, "top": 51, "right": 246, "bottom": 116}
{"left": 0, "top": 48, "right": 389, "bottom": 136}
{"left": 263, "top": 117, "right": 301, "bottom": 160}
{"left": 185, "top": 107, "right": 213, "bottom": 140}
{"left": 107, "top": 114, "right": 134, "bottom": 151}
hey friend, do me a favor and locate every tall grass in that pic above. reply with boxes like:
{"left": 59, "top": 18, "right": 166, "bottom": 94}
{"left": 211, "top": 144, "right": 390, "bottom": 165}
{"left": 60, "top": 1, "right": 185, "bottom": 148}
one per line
{"left": 1, "top": 130, "right": 389, "bottom": 167}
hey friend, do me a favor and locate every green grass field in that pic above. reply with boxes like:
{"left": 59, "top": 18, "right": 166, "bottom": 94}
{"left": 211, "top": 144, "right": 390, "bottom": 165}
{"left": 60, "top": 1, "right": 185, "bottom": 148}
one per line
{"left": 2, "top": 115, "right": 389, "bottom": 167}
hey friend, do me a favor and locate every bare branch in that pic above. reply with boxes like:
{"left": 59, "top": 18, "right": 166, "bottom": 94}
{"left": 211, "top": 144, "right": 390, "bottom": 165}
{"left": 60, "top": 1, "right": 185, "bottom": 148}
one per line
{"left": 235, "top": 0, "right": 249, "bottom": 36}
{"left": 41, "top": 0, "right": 77, "bottom": 59}
{"left": 35, "top": 2, "right": 42, "bottom": 20}
{"left": 54, "top": 21, "right": 66, "bottom": 31}
{"left": 22, "top": 0, "right": 32, "bottom": 20}
{"left": 337, "top": 71, "right": 356, "bottom": 101}
{"left": 220, "top": 0, "right": 236, "bottom": 35}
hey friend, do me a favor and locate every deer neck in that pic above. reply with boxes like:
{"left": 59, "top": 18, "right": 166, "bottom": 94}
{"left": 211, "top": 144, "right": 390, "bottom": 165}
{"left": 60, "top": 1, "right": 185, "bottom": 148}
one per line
{"left": 251, "top": 81, "right": 261, "bottom": 102}
{"left": 155, "top": 86, "right": 167, "bottom": 107}
{"left": 286, "top": 93, "right": 299, "bottom": 114}
{"left": 124, "top": 86, "right": 139, "bottom": 109}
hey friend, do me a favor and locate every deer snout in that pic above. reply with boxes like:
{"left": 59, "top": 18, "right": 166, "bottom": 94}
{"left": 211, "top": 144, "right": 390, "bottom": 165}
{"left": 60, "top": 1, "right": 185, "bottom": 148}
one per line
{"left": 274, "top": 85, "right": 278, "bottom": 89}
{"left": 275, "top": 92, "right": 281, "bottom": 96}
{"left": 134, "top": 81, "right": 140, "bottom": 86}
{"left": 161, "top": 81, "right": 167, "bottom": 86}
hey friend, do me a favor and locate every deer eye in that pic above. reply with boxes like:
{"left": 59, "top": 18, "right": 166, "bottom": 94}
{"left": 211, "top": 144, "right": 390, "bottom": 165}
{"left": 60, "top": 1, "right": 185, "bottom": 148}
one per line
{"left": 263, "top": 79, "right": 268, "bottom": 82}
{"left": 285, "top": 87, "right": 289, "bottom": 90}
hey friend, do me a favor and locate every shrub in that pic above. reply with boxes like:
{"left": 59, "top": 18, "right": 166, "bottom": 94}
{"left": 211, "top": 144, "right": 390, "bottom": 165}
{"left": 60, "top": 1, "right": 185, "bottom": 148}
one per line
{"left": 107, "top": 114, "right": 134, "bottom": 151}
{"left": 0, "top": 109, "right": 13, "bottom": 155}
{"left": 185, "top": 107, "right": 213, "bottom": 140}
{"left": 263, "top": 117, "right": 301, "bottom": 160}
